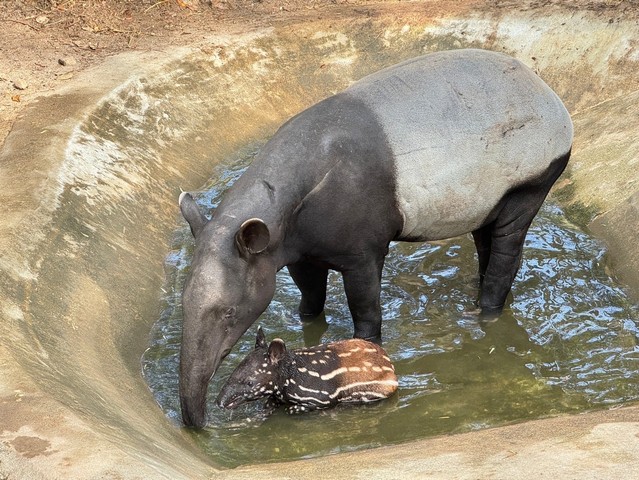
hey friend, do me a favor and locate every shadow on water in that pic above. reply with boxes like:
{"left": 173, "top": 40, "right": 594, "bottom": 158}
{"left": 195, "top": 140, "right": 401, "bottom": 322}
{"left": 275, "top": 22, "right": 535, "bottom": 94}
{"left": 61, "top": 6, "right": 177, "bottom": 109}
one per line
{"left": 142, "top": 144, "right": 639, "bottom": 467}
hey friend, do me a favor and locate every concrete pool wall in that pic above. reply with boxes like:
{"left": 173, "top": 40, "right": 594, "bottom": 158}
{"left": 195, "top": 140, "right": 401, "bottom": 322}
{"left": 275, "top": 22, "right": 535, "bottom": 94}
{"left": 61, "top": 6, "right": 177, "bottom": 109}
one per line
{"left": 1, "top": 2, "right": 638, "bottom": 478}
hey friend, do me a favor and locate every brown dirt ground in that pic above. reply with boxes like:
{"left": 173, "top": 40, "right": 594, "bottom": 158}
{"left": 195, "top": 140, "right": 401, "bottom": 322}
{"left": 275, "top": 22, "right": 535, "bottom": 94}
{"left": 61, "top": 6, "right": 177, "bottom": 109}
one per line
{"left": 0, "top": 0, "right": 385, "bottom": 146}
{"left": 1, "top": 0, "right": 636, "bottom": 147}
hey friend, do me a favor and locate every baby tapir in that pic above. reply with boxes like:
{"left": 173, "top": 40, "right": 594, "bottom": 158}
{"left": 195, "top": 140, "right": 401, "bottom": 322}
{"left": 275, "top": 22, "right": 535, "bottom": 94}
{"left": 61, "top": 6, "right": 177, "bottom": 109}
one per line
{"left": 216, "top": 327, "right": 398, "bottom": 414}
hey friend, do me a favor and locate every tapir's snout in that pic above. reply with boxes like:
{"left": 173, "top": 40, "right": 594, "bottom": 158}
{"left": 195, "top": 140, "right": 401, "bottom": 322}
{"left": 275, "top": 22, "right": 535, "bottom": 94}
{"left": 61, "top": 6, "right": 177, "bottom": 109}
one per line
{"left": 179, "top": 337, "right": 233, "bottom": 428}
{"left": 180, "top": 380, "right": 207, "bottom": 429}
{"left": 216, "top": 386, "right": 247, "bottom": 410}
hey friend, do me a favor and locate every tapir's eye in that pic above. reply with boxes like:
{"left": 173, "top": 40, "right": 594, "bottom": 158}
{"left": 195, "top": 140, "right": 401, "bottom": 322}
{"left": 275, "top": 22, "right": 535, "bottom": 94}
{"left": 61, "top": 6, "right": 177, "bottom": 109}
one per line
{"left": 222, "top": 308, "right": 237, "bottom": 332}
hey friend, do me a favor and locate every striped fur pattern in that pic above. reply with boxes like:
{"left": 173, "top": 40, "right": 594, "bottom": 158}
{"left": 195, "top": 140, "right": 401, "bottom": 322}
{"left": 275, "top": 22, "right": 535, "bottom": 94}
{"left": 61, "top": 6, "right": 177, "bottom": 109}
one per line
{"left": 216, "top": 327, "right": 398, "bottom": 414}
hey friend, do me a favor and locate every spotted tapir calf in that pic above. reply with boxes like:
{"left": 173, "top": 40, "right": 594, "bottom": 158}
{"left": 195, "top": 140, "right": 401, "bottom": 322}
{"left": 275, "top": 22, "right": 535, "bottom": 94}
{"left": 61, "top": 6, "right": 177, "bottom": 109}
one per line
{"left": 179, "top": 49, "right": 574, "bottom": 427}
{"left": 216, "top": 327, "right": 398, "bottom": 414}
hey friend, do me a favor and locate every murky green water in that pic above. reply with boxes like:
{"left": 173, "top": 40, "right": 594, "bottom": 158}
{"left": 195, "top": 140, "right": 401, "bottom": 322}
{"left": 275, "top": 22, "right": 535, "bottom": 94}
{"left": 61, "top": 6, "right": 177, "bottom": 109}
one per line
{"left": 142, "top": 144, "right": 639, "bottom": 468}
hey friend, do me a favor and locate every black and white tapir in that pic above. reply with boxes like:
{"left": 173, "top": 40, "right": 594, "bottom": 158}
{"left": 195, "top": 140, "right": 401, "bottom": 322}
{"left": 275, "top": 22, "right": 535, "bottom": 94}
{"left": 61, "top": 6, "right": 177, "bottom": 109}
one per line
{"left": 216, "top": 327, "right": 398, "bottom": 414}
{"left": 178, "top": 49, "right": 574, "bottom": 427}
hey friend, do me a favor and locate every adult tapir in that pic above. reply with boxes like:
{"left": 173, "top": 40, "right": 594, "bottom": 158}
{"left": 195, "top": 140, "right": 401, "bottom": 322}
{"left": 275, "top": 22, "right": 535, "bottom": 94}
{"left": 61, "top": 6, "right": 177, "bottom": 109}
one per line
{"left": 178, "top": 49, "right": 573, "bottom": 427}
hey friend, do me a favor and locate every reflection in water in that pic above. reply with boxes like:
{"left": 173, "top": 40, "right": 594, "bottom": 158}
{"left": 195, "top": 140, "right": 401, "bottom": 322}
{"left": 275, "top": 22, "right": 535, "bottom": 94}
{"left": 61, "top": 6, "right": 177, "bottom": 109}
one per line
{"left": 142, "top": 146, "right": 639, "bottom": 467}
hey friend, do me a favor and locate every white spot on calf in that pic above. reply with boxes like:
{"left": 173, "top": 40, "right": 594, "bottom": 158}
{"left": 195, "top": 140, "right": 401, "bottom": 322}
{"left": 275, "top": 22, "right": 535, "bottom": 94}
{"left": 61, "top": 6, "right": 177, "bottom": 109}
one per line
{"left": 298, "top": 385, "right": 321, "bottom": 394}
{"left": 320, "top": 367, "right": 348, "bottom": 380}
{"left": 329, "top": 379, "right": 399, "bottom": 400}
{"left": 289, "top": 393, "right": 330, "bottom": 405}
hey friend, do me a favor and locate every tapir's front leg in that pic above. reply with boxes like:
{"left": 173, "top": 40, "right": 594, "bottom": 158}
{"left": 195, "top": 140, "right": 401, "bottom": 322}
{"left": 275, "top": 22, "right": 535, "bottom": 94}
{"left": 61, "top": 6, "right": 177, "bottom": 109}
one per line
{"left": 286, "top": 403, "right": 320, "bottom": 415}
{"left": 288, "top": 261, "right": 329, "bottom": 319}
{"left": 263, "top": 396, "right": 283, "bottom": 415}
{"left": 342, "top": 258, "right": 385, "bottom": 343}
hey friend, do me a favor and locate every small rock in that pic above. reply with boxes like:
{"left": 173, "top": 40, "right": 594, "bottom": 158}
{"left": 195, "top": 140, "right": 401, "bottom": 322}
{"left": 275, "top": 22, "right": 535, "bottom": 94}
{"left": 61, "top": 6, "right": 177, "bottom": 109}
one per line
{"left": 13, "top": 79, "right": 28, "bottom": 90}
{"left": 58, "top": 57, "right": 78, "bottom": 67}
{"left": 35, "top": 15, "right": 49, "bottom": 25}
{"left": 58, "top": 72, "right": 74, "bottom": 81}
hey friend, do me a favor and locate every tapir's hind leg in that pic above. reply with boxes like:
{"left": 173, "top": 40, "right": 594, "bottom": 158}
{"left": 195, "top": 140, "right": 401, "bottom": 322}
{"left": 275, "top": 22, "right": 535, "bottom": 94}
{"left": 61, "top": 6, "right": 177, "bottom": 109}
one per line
{"left": 479, "top": 152, "right": 570, "bottom": 311}
{"left": 288, "top": 261, "right": 329, "bottom": 318}
{"left": 471, "top": 224, "right": 492, "bottom": 281}
{"left": 478, "top": 211, "right": 529, "bottom": 311}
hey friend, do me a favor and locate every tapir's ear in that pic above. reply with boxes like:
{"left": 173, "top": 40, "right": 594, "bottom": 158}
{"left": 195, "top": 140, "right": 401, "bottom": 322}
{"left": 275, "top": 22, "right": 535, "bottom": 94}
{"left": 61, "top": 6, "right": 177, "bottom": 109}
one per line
{"left": 179, "top": 192, "right": 207, "bottom": 238}
{"left": 268, "top": 339, "right": 286, "bottom": 364}
{"left": 255, "top": 326, "right": 267, "bottom": 350}
{"left": 235, "top": 218, "right": 270, "bottom": 257}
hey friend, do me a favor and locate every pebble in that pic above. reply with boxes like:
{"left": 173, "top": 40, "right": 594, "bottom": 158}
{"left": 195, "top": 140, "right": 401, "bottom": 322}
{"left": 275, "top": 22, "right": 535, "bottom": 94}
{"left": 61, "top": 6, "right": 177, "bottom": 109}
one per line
{"left": 13, "top": 79, "right": 28, "bottom": 90}
{"left": 58, "top": 57, "right": 78, "bottom": 67}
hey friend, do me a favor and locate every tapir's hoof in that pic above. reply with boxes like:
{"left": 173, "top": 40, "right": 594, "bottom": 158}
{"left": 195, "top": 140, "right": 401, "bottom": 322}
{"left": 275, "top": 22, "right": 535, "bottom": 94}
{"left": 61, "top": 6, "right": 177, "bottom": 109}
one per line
{"left": 478, "top": 305, "right": 503, "bottom": 322}
{"left": 299, "top": 310, "right": 324, "bottom": 320}
{"left": 298, "top": 304, "right": 326, "bottom": 321}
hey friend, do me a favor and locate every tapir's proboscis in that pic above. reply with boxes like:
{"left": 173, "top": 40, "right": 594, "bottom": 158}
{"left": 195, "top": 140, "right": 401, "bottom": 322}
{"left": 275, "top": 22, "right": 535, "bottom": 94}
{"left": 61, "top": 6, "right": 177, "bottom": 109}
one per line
{"left": 178, "top": 49, "right": 573, "bottom": 428}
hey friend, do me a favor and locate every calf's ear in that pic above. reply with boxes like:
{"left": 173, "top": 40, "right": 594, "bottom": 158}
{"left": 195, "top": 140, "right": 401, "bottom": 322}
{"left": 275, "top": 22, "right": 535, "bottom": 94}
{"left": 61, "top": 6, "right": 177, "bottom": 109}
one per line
{"left": 255, "top": 326, "right": 267, "bottom": 349}
{"left": 268, "top": 339, "right": 286, "bottom": 364}
{"left": 179, "top": 192, "right": 207, "bottom": 238}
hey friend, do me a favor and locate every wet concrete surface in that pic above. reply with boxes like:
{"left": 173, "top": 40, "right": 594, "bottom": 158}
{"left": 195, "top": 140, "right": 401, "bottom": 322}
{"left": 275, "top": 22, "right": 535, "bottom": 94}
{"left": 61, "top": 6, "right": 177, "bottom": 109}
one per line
{"left": 1, "top": 2, "right": 638, "bottom": 478}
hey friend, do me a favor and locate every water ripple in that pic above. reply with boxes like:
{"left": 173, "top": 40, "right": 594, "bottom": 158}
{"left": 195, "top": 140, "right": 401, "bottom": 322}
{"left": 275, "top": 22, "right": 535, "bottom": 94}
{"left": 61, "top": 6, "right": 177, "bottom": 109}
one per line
{"left": 142, "top": 147, "right": 639, "bottom": 467}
